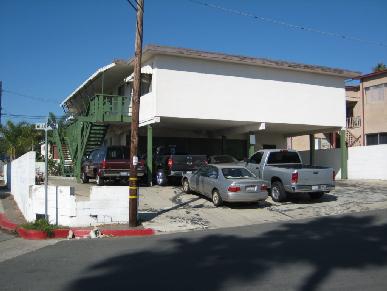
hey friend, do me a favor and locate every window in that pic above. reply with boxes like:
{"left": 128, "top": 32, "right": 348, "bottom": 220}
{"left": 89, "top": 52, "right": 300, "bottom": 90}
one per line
{"left": 222, "top": 167, "right": 255, "bottom": 179}
{"left": 141, "top": 74, "right": 152, "bottom": 96}
{"left": 367, "top": 134, "right": 378, "bottom": 145}
{"left": 366, "top": 133, "right": 387, "bottom": 145}
{"left": 249, "top": 152, "right": 263, "bottom": 164}
{"left": 365, "top": 84, "right": 386, "bottom": 104}
{"left": 206, "top": 166, "right": 219, "bottom": 179}
{"left": 106, "top": 147, "right": 129, "bottom": 160}
{"left": 267, "top": 151, "right": 301, "bottom": 164}
{"left": 380, "top": 133, "right": 387, "bottom": 144}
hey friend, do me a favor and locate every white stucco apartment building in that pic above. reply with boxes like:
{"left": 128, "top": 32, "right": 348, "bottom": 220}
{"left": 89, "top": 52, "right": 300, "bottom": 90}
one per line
{"left": 61, "top": 45, "right": 359, "bottom": 175}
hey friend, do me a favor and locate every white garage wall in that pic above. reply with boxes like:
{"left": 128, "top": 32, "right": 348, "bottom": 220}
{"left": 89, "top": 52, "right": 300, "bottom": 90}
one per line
{"left": 348, "top": 145, "right": 387, "bottom": 180}
{"left": 299, "top": 148, "right": 342, "bottom": 179}
{"left": 300, "top": 145, "right": 387, "bottom": 180}
{"left": 154, "top": 55, "right": 346, "bottom": 127}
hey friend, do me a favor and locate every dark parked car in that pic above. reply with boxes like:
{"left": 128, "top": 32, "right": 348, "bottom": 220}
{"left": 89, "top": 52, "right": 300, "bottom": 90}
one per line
{"left": 207, "top": 154, "right": 238, "bottom": 164}
{"left": 154, "top": 145, "right": 208, "bottom": 186}
{"left": 81, "top": 146, "right": 146, "bottom": 186}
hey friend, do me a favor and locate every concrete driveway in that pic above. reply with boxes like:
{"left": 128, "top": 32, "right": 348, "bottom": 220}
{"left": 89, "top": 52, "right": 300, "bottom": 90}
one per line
{"left": 48, "top": 177, "right": 387, "bottom": 233}
{"left": 139, "top": 180, "right": 387, "bottom": 233}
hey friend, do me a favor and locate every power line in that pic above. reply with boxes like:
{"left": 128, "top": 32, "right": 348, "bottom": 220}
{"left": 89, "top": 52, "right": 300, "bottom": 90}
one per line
{"left": 2, "top": 113, "right": 67, "bottom": 120}
{"left": 1, "top": 89, "right": 60, "bottom": 104}
{"left": 189, "top": 0, "right": 387, "bottom": 48}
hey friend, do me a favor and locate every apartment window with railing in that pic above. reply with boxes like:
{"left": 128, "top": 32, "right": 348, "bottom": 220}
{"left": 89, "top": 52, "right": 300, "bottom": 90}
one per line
{"left": 366, "top": 133, "right": 387, "bottom": 145}
{"left": 365, "top": 83, "right": 387, "bottom": 104}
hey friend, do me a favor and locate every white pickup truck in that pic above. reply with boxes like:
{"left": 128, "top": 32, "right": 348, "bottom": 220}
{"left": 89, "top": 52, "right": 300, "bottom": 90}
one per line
{"left": 245, "top": 149, "right": 335, "bottom": 202}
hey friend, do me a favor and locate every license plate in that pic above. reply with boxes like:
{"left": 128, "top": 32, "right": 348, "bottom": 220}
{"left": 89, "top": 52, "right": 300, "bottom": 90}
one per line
{"left": 120, "top": 172, "right": 128, "bottom": 176}
{"left": 320, "top": 185, "right": 327, "bottom": 190}
{"left": 312, "top": 185, "right": 319, "bottom": 190}
{"left": 186, "top": 171, "right": 192, "bottom": 174}
{"left": 246, "top": 186, "right": 256, "bottom": 192}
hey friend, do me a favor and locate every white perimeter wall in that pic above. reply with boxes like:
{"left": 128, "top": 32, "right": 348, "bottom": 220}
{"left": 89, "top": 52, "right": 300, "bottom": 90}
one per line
{"left": 300, "top": 145, "right": 387, "bottom": 180}
{"left": 10, "top": 151, "right": 36, "bottom": 216}
{"left": 7, "top": 151, "right": 132, "bottom": 226}
{"left": 154, "top": 55, "right": 346, "bottom": 127}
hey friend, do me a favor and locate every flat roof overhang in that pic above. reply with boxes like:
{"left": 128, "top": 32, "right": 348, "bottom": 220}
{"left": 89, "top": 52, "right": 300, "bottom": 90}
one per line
{"left": 138, "top": 45, "right": 360, "bottom": 79}
{"left": 142, "top": 117, "right": 342, "bottom": 137}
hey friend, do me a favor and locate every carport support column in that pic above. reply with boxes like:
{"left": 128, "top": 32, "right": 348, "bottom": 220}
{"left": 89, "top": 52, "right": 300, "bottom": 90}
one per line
{"left": 147, "top": 125, "right": 153, "bottom": 186}
{"left": 309, "top": 134, "right": 315, "bottom": 166}
{"left": 340, "top": 129, "right": 348, "bottom": 179}
{"left": 248, "top": 132, "right": 255, "bottom": 157}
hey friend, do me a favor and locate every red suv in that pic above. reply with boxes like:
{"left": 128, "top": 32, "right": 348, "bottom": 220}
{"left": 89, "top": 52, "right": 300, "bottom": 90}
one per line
{"left": 81, "top": 146, "right": 146, "bottom": 186}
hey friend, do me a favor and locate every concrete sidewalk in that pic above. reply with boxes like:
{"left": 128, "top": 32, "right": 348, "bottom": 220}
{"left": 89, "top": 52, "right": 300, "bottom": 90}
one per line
{"left": 0, "top": 185, "right": 26, "bottom": 226}
{"left": 0, "top": 184, "right": 59, "bottom": 263}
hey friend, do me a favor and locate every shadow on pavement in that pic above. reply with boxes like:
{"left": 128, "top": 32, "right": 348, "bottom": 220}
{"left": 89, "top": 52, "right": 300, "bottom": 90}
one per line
{"left": 66, "top": 214, "right": 387, "bottom": 291}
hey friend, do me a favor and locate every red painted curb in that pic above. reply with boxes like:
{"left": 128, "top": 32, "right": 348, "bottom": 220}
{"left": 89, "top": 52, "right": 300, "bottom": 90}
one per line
{"left": 1, "top": 212, "right": 155, "bottom": 239}
{"left": 101, "top": 228, "right": 155, "bottom": 237}
{"left": 52, "top": 229, "right": 70, "bottom": 238}
{"left": 0, "top": 213, "right": 18, "bottom": 231}
{"left": 17, "top": 227, "right": 48, "bottom": 240}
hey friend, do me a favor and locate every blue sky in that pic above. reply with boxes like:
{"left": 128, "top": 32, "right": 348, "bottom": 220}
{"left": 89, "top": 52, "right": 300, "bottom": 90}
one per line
{"left": 1, "top": 0, "right": 386, "bottom": 123}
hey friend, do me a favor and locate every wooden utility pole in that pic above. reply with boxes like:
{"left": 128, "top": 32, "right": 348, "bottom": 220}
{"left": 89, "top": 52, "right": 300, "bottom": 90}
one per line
{"left": 129, "top": 0, "right": 144, "bottom": 227}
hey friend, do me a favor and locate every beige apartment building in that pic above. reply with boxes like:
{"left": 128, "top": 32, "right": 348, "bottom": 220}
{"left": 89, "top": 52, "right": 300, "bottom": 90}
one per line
{"left": 290, "top": 69, "right": 387, "bottom": 150}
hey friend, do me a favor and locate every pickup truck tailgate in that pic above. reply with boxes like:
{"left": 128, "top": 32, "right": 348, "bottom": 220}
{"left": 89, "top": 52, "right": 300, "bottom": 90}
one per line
{"left": 297, "top": 167, "right": 333, "bottom": 185}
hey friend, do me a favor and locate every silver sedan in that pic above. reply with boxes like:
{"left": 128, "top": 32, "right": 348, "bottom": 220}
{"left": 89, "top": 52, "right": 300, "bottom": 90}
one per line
{"left": 182, "top": 164, "right": 268, "bottom": 207}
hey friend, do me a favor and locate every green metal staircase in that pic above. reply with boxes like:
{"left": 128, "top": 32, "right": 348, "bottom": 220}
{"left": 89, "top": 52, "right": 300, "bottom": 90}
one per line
{"left": 54, "top": 94, "right": 131, "bottom": 180}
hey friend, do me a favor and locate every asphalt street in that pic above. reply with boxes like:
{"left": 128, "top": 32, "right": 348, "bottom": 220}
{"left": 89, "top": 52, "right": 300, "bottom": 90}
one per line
{"left": 0, "top": 209, "right": 386, "bottom": 291}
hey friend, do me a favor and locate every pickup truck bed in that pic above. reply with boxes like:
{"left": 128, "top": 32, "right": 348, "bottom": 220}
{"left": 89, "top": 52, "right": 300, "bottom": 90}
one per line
{"left": 246, "top": 149, "right": 335, "bottom": 202}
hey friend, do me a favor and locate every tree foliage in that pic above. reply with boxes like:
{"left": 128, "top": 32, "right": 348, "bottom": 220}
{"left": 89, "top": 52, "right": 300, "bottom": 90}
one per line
{"left": 0, "top": 120, "right": 43, "bottom": 160}
{"left": 373, "top": 62, "right": 386, "bottom": 73}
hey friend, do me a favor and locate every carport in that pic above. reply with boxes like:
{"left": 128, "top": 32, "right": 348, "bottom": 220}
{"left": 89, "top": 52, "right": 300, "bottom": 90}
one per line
{"left": 139, "top": 116, "right": 346, "bottom": 184}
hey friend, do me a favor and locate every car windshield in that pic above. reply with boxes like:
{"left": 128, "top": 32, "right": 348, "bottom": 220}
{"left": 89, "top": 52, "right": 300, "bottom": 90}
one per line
{"left": 221, "top": 167, "right": 255, "bottom": 179}
{"left": 212, "top": 155, "right": 237, "bottom": 163}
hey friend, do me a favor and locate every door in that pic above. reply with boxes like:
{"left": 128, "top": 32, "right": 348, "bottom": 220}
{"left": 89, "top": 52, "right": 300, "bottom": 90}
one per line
{"left": 192, "top": 166, "right": 208, "bottom": 192}
{"left": 246, "top": 151, "right": 264, "bottom": 178}
{"left": 201, "top": 166, "right": 219, "bottom": 197}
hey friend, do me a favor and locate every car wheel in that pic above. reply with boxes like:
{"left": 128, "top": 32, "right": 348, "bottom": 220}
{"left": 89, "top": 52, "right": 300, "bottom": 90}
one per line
{"left": 182, "top": 179, "right": 191, "bottom": 193}
{"left": 81, "top": 172, "right": 89, "bottom": 184}
{"left": 309, "top": 192, "right": 324, "bottom": 200}
{"left": 271, "top": 181, "right": 287, "bottom": 202}
{"left": 155, "top": 171, "right": 167, "bottom": 186}
{"left": 212, "top": 189, "right": 223, "bottom": 207}
{"left": 96, "top": 175, "right": 104, "bottom": 186}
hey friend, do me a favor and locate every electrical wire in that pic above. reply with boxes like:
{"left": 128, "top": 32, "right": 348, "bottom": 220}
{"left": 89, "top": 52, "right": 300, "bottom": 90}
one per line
{"left": 1, "top": 89, "right": 60, "bottom": 104}
{"left": 189, "top": 0, "right": 387, "bottom": 48}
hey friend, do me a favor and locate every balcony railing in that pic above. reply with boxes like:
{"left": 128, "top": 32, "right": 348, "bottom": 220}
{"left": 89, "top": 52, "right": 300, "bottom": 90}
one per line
{"left": 88, "top": 94, "right": 131, "bottom": 122}
{"left": 346, "top": 116, "right": 361, "bottom": 129}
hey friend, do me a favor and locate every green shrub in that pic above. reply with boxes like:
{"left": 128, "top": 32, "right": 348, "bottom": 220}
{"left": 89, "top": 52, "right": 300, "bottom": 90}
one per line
{"left": 20, "top": 219, "right": 67, "bottom": 237}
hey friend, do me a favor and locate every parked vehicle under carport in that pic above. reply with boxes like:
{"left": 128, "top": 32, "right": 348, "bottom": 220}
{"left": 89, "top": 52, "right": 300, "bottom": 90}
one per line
{"left": 154, "top": 145, "right": 207, "bottom": 186}
{"left": 81, "top": 146, "right": 146, "bottom": 186}
{"left": 182, "top": 164, "right": 268, "bottom": 207}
